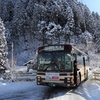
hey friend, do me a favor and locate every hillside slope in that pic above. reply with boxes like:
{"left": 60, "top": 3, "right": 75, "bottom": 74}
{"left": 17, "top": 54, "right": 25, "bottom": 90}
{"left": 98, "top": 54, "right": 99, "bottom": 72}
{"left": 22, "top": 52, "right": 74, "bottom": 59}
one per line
{"left": 0, "top": 0, "right": 100, "bottom": 65}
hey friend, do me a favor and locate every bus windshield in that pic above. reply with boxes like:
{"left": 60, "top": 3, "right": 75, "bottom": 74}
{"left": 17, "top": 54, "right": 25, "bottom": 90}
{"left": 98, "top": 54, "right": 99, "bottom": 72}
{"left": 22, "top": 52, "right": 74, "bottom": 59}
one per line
{"left": 37, "top": 52, "right": 72, "bottom": 71}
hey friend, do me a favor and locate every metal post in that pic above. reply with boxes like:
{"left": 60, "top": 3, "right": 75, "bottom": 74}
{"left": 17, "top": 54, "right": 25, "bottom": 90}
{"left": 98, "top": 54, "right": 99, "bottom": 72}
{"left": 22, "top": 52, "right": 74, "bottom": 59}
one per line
{"left": 11, "top": 42, "right": 14, "bottom": 81}
{"left": 12, "top": 42, "right": 13, "bottom": 68}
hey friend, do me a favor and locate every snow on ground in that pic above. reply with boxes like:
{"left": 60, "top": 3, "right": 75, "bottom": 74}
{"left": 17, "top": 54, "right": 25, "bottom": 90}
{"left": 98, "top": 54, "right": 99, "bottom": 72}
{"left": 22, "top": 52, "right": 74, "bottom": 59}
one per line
{"left": 47, "top": 78, "right": 100, "bottom": 100}
{"left": 13, "top": 66, "right": 28, "bottom": 72}
{"left": 0, "top": 67, "right": 100, "bottom": 100}
{"left": 0, "top": 81, "right": 49, "bottom": 100}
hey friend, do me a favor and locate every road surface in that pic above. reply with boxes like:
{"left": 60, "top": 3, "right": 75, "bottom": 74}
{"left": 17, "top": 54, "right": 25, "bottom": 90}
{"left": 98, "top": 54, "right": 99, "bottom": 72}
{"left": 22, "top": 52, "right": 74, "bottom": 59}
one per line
{"left": 0, "top": 69, "right": 100, "bottom": 100}
{"left": 0, "top": 78, "right": 100, "bottom": 100}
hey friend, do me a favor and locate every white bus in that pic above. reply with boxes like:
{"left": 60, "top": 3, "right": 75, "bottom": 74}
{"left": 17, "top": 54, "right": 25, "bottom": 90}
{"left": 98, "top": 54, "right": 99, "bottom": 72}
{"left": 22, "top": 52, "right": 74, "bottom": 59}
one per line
{"left": 36, "top": 44, "right": 89, "bottom": 87}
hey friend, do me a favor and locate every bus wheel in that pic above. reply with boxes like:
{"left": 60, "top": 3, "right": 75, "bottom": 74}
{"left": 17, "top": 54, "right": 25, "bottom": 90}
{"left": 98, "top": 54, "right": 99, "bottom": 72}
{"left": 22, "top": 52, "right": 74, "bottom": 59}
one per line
{"left": 85, "top": 70, "right": 88, "bottom": 80}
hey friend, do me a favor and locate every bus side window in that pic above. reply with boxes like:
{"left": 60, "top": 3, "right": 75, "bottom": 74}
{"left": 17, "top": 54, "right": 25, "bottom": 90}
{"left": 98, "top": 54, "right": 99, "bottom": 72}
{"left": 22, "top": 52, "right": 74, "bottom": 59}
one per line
{"left": 84, "top": 56, "right": 87, "bottom": 61}
{"left": 84, "top": 56, "right": 90, "bottom": 61}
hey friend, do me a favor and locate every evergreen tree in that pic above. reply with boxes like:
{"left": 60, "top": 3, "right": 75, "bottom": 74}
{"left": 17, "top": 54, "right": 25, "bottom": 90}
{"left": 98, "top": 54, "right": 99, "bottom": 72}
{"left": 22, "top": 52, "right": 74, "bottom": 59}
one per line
{"left": 0, "top": 0, "right": 100, "bottom": 64}
{"left": 0, "top": 18, "right": 8, "bottom": 71}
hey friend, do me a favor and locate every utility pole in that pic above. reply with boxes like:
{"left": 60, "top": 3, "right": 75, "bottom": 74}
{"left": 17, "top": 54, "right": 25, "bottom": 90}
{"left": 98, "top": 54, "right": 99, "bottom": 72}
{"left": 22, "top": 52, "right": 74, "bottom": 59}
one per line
{"left": 12, "top": 42, "right": 14, "bottom": 68}
{"left": 11, "top": 42, "right": 14, "bottom": 81}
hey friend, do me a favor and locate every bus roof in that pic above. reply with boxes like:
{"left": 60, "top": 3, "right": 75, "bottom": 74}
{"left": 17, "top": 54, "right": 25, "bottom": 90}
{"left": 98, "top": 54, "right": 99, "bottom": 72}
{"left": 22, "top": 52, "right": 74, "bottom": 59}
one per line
{"left": 38, "top": 44, "right": 88, "bottom": 56}
{"left": 38, "top": 44, "right": 72, "bottom": 53}
{"left": 72, "top": 46, "right": 88, "bottom": 56}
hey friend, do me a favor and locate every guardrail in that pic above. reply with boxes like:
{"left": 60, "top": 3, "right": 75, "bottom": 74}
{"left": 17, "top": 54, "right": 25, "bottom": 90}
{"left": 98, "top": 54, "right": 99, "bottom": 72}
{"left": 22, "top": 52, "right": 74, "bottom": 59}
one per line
{"left": 92, "top": 70, "right": 100, "bottom": 82}
{"left": 2, "top": 71, "right": 37, "bottom": 82}
{"left": 14, "top": 72, "right": 36, "bottom": 82}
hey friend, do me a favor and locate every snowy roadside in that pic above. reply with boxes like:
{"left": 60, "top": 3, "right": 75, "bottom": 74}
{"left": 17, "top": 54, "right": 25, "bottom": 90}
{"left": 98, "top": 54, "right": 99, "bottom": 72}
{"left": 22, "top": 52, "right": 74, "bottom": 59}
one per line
{"left": 46, "top": 68, "right": 100, "bottom": 100}
{"left": 0, "top": 66, "right": 47, "bottom": 100}
{"left": 0, "top": 81, "right": 50, "bottom": 100}
{"left": 0, "top": 66, "right": 100, "bottom": 100}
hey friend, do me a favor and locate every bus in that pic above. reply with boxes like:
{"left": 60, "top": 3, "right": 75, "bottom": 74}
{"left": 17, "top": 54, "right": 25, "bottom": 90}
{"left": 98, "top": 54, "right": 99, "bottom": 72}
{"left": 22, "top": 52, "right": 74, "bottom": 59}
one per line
{"left": 36, "top": 44, "right": 89, "bottom": 87}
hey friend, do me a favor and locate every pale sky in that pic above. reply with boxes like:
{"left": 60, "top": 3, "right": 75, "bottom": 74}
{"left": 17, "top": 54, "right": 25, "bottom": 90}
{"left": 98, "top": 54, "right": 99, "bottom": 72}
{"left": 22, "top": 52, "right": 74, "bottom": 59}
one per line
{"left": 78, "top": 0, "right": 100, "bottom": 15}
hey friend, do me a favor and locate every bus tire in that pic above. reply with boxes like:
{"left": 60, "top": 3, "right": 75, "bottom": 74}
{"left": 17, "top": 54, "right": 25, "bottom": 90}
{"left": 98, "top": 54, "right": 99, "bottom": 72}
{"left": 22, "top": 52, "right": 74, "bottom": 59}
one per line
{"left": 85, "top": 70, "right": 88, "bottom": 80}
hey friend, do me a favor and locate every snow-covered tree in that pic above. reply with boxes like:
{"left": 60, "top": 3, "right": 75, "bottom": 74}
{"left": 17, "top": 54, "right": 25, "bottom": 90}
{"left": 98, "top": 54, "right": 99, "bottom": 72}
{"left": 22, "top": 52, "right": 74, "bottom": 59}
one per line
{"left": 1, "top": 0, "right": 100, "bottom": 65}
{"left": 84, "top": 6, "right": 96, "bottom": 34}
{"left": 37, "top": 21, "right": 63, "bottom": 45}
{"left": 78, "top": 31, "right": 92, "bottom": 45}
{"left": 0, "top": 18, "right": 8, "bottom": 71}
{"left": 67, "top": 0, "right": 85, "bottom": 34}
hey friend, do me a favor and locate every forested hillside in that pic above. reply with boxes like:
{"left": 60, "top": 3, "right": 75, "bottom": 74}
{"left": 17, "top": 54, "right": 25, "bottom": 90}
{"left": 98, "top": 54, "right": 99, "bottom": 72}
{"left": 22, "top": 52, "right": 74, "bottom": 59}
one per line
{"left": 0, "top": 0, "right": 100, "bottom": 65}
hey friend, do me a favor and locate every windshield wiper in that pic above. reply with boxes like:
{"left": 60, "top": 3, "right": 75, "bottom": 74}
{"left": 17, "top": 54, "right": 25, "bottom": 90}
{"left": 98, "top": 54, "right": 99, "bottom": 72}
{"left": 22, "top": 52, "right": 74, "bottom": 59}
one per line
{"left": 44, "top": 62, "right": 59, "bottom": 71}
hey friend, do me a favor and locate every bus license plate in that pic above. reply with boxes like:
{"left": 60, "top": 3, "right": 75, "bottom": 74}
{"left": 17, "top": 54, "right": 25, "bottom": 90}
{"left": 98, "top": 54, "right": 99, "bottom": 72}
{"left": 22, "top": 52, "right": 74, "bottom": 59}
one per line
{"left": 46, "top": 73, "right": 59, "bottom": 80}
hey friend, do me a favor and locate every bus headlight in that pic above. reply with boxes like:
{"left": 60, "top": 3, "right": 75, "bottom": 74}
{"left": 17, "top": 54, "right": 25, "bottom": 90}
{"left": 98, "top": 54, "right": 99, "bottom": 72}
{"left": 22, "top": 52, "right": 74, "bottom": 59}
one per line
{"left": 37, "top": 77, "right": 41, "bottom": 81}
{"left": 37, "top": 76, "right": 42, "bottom": 85}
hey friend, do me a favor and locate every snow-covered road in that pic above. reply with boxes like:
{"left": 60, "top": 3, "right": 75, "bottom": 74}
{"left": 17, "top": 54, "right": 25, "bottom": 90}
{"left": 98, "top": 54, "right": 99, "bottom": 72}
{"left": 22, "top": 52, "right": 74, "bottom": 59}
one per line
{"left": 0, "top": 67, "right": 100, "bottom": 100}
{"left": 0, "top": 77, "right": 100, "bottom": 100}
{"left": 0, "top": 81, "right": 48, "bottom": 100}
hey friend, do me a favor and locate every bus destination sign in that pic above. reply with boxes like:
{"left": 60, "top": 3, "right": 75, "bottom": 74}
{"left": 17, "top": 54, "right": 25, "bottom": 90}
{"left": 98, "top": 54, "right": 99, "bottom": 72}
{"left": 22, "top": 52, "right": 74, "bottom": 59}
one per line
{"left": 44, "top": 46, "right": 64, "bottom": 51}
{"left": 38, "top": 45, "right": 72, "bottom": 52}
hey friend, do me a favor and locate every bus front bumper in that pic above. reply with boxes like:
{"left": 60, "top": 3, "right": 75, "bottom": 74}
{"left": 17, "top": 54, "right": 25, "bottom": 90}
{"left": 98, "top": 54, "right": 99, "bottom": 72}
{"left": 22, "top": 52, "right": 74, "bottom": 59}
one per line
{"left": 36, "top": 77, "right": 76, "bottom": 87}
